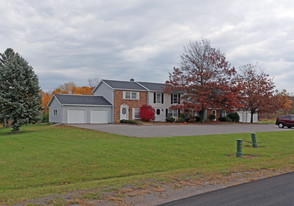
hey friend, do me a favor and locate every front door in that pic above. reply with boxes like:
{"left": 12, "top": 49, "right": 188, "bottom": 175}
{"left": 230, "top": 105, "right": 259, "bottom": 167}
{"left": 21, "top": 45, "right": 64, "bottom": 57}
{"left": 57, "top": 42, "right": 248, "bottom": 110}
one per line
{"left": 155, "top": 108, "right": 164, "bottom": 122}
{"left": 120, "top": 105, "right": 129, "bottom": 120}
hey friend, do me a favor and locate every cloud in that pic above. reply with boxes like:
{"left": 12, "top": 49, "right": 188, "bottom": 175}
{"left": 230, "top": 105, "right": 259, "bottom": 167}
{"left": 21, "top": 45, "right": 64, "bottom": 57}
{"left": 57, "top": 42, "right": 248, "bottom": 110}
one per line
{"left": 0, "top": 0, "right": 293, "bottom": 93}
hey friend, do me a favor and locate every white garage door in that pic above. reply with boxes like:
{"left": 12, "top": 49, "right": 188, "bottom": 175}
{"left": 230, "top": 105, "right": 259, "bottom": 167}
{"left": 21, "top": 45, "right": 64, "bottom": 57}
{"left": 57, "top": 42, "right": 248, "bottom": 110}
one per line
{"left": 90, "top": 110, "right": 108, "bottom": 123}
{"left": 67, "top": 109, "right": 85, "bottom": 123}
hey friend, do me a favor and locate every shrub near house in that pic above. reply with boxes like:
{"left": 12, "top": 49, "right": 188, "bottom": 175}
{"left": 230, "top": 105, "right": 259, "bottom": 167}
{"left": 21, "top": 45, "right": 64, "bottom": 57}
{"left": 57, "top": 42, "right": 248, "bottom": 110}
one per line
{"left": 139, "top": 104, "right": 155, "bottom": 121}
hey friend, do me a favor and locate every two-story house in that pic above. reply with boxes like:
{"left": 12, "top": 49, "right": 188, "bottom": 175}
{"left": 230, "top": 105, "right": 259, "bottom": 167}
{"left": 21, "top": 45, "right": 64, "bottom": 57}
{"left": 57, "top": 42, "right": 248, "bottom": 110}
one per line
{"left": 48, "top": 78, "right": 258, "bottom": 124}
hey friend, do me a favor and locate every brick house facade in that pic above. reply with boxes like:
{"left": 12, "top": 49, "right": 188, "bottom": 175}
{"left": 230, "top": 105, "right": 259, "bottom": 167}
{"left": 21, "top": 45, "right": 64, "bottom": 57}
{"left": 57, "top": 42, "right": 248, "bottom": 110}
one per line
{"left": 113, "top": 90, "right": 147, "bottom": 123}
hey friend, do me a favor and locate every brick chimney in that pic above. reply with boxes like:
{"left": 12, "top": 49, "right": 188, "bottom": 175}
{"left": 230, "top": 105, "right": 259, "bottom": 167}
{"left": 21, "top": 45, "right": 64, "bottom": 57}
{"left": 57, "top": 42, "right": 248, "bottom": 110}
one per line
{"left": 130, "top": 78, "right": 134, "bottom": 82}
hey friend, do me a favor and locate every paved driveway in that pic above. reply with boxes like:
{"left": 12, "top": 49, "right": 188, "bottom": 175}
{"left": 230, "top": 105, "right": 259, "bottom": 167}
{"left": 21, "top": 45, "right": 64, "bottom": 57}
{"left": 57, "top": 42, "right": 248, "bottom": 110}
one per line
{"left": 160, "top": 172, "right": 294, "bottom": 206}
{"left": 71, "top": 123, "right": 289, "bottom": 137}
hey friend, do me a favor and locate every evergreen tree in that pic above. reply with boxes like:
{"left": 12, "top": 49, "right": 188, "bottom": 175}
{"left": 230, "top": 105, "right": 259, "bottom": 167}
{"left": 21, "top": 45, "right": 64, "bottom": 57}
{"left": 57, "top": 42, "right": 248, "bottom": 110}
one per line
{"left": 0, "top": 48, "right": 16, "bottom": 127}
{"left": 0, "top": 48, "right": 15, "bottom": 67}
{"left": 0, "top": 52, "right": 42, "bottom": 133}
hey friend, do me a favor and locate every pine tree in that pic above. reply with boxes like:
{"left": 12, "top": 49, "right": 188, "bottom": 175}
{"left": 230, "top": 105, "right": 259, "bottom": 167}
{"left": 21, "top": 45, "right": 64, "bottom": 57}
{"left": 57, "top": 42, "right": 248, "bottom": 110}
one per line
{"left": 0, "top": 52, "right": 42, "bottom": 133}
{"left": 0, "top": 48, "right": 16, "bottom": 127}
{"left": 0, "top": 48, "right": 15, "bottom": 66}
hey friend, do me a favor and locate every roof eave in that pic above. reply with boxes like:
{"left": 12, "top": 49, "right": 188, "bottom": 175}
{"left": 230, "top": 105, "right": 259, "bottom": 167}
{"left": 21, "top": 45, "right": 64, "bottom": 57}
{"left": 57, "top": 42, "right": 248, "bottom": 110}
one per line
{"left": 47, "top": 95, "right": 62, "bottom": 107}
{"left": 91, "top": 80, "right": 114, "bottom": 94}
{"left": 113, "top": 88, "right": 147, "bottom": 91}
{"left": 62, "top": 104, "right": 112, "bottom": 107}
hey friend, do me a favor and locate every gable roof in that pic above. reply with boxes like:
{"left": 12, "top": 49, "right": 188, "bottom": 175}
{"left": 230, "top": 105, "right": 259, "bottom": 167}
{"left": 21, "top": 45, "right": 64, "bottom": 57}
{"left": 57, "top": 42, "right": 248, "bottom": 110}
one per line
{"left": 49, "top": 94, "right": 111, "bottom": 106}
{"left": 103, "top": 79, "right": 147, "bottom": 91}
{"left": 137, "top": 82, "right": 166, "bottom": 92}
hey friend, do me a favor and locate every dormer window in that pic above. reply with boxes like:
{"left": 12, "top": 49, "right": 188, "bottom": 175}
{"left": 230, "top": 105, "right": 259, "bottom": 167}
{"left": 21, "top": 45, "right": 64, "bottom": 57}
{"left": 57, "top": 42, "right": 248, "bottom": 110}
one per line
{"left": 123, "top": 91, "right": 139, "bottom": 100}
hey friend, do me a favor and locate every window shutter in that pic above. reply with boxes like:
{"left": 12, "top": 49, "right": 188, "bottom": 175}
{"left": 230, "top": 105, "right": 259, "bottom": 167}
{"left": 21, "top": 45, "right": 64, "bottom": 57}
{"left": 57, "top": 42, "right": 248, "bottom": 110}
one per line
{"left": 162, "top": 93, "right": 164, "bottom": 104}
{"left": 171, "top": 94, "right": 173, "bottom": 104}
{"left": 154, "top": 92, "right": 156, "bottom": 103}
{"left": 123, "top": 91, "right": 126, "bottom": 99}
{"left": 137, "top": 92, "right": 140, "bottom": 100}
{"left": 166, "top": 109, "right": 168, "bottom": 117}
{"left": 178, "top": 94, "right": 180, "bottom": 104}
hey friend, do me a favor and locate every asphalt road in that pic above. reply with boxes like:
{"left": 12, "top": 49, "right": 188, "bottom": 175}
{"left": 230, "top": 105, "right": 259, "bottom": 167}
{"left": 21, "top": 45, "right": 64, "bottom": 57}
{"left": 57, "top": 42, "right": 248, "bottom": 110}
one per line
{"left": 71, "top": 123, "right": 289, "bottom": 137}
{"left": 160, "top": 172, "right": 294, "bottom": 206}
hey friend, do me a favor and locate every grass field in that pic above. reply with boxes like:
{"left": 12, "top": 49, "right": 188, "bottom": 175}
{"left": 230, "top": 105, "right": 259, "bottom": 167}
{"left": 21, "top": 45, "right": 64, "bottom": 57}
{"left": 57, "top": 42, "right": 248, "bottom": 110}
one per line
{"left": 0, "top": 124, "right": 293, "bottom": 204}
{"left": 258, "top": 119, "right": 276, "bottom": 124}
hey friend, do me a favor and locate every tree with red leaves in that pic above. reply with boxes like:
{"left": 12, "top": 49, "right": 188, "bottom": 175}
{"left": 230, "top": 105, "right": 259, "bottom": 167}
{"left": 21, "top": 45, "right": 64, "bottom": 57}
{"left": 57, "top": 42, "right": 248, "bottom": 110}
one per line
{"left": 139, "top": 104, "right": 155, "bottom": 121}
{"left": 165, "top": 39, "right": 241, "bottom": 119}
{"left": 237, "top": 64, "right": 278, "bottom": 123}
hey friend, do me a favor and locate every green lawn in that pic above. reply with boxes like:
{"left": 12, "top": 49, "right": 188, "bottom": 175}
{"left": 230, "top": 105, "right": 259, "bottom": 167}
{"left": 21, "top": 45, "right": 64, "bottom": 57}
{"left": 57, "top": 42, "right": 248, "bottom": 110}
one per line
{"left": 0, "top": 124, "right": 293, "bottom": 204}
{"left": 258, "top": 120, "right": 276, "bottom": 124}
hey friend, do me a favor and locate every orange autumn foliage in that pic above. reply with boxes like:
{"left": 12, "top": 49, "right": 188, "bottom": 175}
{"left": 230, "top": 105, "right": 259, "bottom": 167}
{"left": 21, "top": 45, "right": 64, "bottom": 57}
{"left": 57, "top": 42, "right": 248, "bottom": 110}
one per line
{"left": 276, "top": 89, "right": 293, "bottom": 112}
{"left": 72, "top": 86, "right": 92, "bottom": 95}
{"left": 42, "top": 83, "right": 93, "bottom": 112}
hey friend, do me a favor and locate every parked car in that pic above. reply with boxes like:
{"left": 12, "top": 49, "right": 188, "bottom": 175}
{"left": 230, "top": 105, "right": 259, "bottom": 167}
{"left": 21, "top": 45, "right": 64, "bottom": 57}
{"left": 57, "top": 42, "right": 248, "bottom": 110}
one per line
{"left": 276, "top": 115, "right": 294, "bottom": 128}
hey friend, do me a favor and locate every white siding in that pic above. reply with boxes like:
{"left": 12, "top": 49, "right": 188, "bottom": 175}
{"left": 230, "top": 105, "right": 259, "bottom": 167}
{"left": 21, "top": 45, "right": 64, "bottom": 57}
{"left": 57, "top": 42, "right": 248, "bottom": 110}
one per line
{"left": 92, "top": 81, "right": 114, "bottom": 122}
{"left": 49, "top": 98, "right": 62, "bottom": 123}
{"left": 92, "top": 82, "right": 114, "bottom": 104}
{"left": 147, "top": 92, "right": 175, "bottom": 122}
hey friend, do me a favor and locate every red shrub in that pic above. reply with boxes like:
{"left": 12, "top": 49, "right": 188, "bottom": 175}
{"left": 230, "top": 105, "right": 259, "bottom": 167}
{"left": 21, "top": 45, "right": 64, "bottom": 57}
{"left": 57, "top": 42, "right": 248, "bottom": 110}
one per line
{"left": 139, "top": 104, "right": 155, "bottom": 121}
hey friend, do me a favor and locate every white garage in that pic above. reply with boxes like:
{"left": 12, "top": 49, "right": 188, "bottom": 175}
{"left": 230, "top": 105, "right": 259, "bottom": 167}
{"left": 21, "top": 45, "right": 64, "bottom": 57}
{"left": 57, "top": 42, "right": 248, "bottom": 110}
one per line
{"left": 90, "top": 110, "right": 108, "bottom": 123}
{"left": 48, "top": 94, "right": 112, "bottom": 124}
{"left": 67, "top": 109, "right": 86, "bottom": 124}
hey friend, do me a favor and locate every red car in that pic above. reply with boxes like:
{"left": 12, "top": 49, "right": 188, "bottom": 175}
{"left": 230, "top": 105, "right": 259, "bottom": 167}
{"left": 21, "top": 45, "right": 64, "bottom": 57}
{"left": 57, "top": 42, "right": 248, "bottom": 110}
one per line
{"left": 276, "top": 115, "right": 294, "bottom": 128}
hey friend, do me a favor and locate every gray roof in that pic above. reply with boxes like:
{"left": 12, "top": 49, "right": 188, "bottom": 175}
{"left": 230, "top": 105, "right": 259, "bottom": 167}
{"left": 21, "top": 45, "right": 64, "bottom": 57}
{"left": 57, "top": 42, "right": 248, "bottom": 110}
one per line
{"left": 103, "top": 79, "right": 147, "bottom": 91}
{"left": 137, "top": 82, "right": 166, "bottom": 91}
{"left": 54, "top": 94, "right": 111, "bottom": 105}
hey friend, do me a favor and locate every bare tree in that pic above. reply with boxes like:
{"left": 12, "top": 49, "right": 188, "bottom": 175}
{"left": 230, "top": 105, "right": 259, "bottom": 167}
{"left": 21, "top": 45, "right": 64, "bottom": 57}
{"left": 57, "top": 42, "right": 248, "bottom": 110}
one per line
{"left": 88, "top": 77, "right": 101, "bottom": 88}
{"left": 57, "top": 82, "right": 76, "bottom": 94}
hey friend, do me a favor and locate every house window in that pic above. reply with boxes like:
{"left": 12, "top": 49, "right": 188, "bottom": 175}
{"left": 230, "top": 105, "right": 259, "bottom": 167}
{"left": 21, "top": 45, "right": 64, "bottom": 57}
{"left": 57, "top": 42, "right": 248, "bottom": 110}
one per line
{"left": 171, "top": 94, "right": 180, "bottom": 104}
{"left": 156, "top": 93, "right": 162, "bottom": 103}
{"left": 156, "top": 109, "right": 160, "bottom": 115}
{"left": 168, "top": 109, "right": 178, "bottom": 118}
{"left": 154, "top": 92, "right": 164, "bottom": 104}
{"left": 53, "top": 110, "right": 58, "bottom": 116}
{"left": 125, "top": 92, "right": 131, "bottom": 99}
{"left": 124, "top": 91, "right": 139, "bottom": 100}
{"left": 221, "top": 110, "right": 227, "bottom": 117}
{"left": 133, "top": 108, "right": 140, "bottom": 119}
{"left": 122, "top": 108, "right": 127, "bottom": 115}
{"left": 131, "top": 92, "right": 137, "bottom": 99}
{"left": 193, "top": 110, "right": 199, "bottom": 117}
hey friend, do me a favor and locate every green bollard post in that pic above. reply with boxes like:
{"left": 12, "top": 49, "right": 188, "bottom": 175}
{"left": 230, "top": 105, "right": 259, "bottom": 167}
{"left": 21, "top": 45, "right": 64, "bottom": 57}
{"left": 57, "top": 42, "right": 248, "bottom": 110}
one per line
{"left": 236, "top": 139, "right": 242, "bottom": 158}
{"left": 251, "top": 133, "right": 258, "bottom": 148}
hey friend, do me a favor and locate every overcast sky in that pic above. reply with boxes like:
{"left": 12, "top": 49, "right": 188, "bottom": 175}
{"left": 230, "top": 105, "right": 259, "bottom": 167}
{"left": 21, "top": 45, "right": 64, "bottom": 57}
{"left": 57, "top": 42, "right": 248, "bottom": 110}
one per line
{"left": 1, "top": 0, "right": 293, "bottom": 93}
